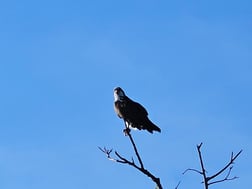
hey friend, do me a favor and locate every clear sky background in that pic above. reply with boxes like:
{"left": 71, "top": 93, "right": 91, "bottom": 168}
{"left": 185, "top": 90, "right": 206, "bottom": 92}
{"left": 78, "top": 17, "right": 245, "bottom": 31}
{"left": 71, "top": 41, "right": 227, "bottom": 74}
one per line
{"left": 0, "top": 1, "right": 251, "bottom": 189}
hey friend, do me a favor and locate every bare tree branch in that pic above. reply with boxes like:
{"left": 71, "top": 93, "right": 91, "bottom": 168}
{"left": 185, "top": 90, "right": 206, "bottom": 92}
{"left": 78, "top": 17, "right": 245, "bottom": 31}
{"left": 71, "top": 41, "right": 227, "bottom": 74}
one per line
{"left": 183, "top": 168, "right": 203, "bottom": 175}
{"left": 100, "top": 122, "right": 242, "bottom": 189}
{"left": 197, "top": 143, "right": 209, "bottom": 189}
{"left": 98, "top": 147, "right": 124, "bottom": 163}
{"left": 207, "top": 149, "right": 242, "bottom": 182}
{"left": 127, "top": 130, "right": 144, "bottom": 168}
{"left": 175, "top": 181, "right": 181, "bottom": 189}
{"left": 183, "top": 143, "right": 242, "bottom": 189}
{"left": 208, "top": 166, "right": 239, "bottom": 185}
{"left": 99, "top": 130, "right": 163, "bottom": 189}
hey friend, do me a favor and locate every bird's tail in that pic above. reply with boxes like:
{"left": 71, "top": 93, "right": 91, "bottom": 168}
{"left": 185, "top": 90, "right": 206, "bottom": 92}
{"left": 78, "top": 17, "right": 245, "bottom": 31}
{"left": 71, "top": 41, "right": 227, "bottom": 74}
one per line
{"left": 146, "top": 119, "right": 161, "bottom": 133}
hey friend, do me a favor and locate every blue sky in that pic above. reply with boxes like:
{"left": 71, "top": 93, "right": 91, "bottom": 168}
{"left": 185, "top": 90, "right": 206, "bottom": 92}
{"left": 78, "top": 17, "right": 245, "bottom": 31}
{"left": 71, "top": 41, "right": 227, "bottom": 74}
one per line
{"left": 0, "top": 1, "right": 251, "bottom": 188}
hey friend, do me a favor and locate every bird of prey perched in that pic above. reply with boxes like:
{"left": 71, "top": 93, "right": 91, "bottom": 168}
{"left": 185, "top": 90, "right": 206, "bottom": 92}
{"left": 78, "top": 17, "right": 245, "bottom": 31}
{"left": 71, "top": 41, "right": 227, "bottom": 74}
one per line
{"left": 113, "top": 87, "right": 161, "bottom": 134}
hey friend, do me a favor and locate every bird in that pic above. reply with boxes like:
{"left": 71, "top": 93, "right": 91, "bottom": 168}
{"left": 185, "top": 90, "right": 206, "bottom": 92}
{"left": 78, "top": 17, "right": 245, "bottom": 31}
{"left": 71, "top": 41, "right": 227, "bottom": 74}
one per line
{"left": 113, "top": 87, "right": 161, "bottom": 134}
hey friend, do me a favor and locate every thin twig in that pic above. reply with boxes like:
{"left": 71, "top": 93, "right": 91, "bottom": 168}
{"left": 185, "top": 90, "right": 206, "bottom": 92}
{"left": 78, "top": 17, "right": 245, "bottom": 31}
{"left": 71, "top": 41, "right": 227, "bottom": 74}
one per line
{"left": 98, "top": 147, "right": 123, "bottom": 163}
{"left": 197, "top": 143, "right": 208, "bottom": 189}
{"left": 209, "top": 166, "right": 239, "bottom": 185}
{"left": 115, "top": 134, "right": 163, "bottom": 189}
{"left": 128, "top": 131, "right": 144, "bottom": 168}
{"left": 183, "top": 168, "right": 203, "bottom": 175}
{"left": 175, "top": 181, "right": 181, "bottom": 189}
{"left": 207, "top": 150, "right": 242, "bottom": 181}
{"left": 99, "top": 130, "right": 163, "bottom": 189}
{"left": 184, "top": 143, "right": 242, "bottom": 189}
{"left": 123, "top": 121, "right": 144, "bottom": 168}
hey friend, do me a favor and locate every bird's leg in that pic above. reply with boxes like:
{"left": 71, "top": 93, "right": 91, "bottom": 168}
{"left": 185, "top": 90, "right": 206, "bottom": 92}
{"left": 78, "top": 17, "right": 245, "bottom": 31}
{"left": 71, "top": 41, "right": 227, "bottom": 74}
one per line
{"left": 123, "top": 121, "right": 131, "bottom": 136}
{"left": 123, "top": 128, "right": 131, "bottom": 136}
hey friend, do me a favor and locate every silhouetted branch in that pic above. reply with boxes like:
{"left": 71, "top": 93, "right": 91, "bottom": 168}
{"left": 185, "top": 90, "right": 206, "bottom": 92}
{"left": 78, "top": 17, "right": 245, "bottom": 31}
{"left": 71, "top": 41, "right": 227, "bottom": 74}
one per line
{"left": 98, "top": 147, "right": 124, "bottom": 163}
{"left": 175, "top": 181, "right": 181, "bottom": 189}
{"left": 208, "top": 166, "right": 238, "bottom": 185}
{"left": 207, "top": 150, "right": 242, "bottom": 182}
{"left": 127, "top": 130, "right": 144, "bottom": 168}
{"left": 197, "top": 143, "right": 208, "bottom": 189}
{"left": 183, "top": 143, "right": 242, "bottom": 189}
{"left": 183, "top": 168, "right": 203, "bottom": 175}
{"left": 99, "top": 130, "right": 162, "bottom": 189}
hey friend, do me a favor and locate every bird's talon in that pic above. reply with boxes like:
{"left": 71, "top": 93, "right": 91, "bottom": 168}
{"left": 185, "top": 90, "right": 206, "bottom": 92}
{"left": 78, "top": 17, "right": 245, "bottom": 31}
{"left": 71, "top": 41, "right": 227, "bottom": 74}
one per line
{"left": 123, "top": 128, "right": 131, "bottom": 136}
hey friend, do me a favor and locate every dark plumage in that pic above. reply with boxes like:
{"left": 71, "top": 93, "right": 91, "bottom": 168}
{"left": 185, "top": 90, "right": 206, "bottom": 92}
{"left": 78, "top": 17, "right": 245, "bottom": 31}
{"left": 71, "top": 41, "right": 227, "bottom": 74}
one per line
{"left": 113, "top": 87, "right": 161, "bottom": 134}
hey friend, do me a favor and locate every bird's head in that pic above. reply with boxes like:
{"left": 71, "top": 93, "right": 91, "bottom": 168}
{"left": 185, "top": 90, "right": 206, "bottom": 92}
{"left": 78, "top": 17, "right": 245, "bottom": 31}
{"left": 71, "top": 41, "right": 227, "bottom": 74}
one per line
{"left": 114, "top": 87, "right": 126, "bottom": 102}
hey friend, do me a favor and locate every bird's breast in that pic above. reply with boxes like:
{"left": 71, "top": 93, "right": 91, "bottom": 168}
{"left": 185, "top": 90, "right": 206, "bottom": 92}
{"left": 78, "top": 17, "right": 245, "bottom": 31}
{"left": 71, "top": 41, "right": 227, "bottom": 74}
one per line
{"left": 114, "top": 101, "right": 124, "bottom": 118}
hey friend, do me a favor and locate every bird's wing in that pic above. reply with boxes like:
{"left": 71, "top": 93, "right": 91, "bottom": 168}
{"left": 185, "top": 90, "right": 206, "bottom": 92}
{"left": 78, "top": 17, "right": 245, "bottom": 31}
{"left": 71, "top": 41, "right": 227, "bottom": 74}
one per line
{"left": 123, "top": 97, "right": 148, "bottom": 119}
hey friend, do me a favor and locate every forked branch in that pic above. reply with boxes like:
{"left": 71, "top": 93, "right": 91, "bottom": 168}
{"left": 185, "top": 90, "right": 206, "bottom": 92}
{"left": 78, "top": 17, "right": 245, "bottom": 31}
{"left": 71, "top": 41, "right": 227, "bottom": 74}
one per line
{"left": 99, "top": 130, "right": 162, "bottom": 189}
{"left": 184, "top": 142, "right": 242, "bottom": 189}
